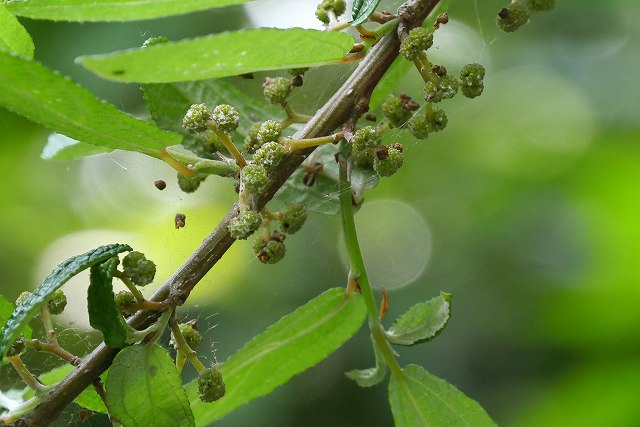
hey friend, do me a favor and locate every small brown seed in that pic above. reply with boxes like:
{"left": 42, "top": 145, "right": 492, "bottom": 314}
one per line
{"left": 154, "top": 180, "right": 167, "bottom": 190}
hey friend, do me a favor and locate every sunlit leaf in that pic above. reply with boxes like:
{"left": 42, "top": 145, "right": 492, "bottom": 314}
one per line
{"left": 0, "top": 244, "right": 131, "bottom": 358}
{"left": 88, "top": 257, "right": 128, "bottom": 348}
{"left": 389, "top": 365, "right": 496, "bottom": 427}
{"left": 41, "top": 133, "right": 113, "bottom": 160}
{"left": 106, "top": 344, "right": 194, "bottom": 427}
{"left": 0, "top": 5, "right": 34, "bottom": 58}
{"left": 187, "top": 288, "right": 366, "bottom": 425}
{"left": 0, "top": 51, "right": 180, "bottom": 157}
{"left": 5, "top": 0, "right": 253, "bottom": 22}
{"left": 385, "top": 292, "right": 451, "bottom": 346}
{"left": 78, "top": 29, "right": 354, "bottom": 83}
{"left": 350, "top": 0, "right": 382, "bottom": 26}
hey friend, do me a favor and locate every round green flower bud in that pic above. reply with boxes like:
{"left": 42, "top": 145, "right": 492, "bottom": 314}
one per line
{"left": 182, "top": 104, "right": 212, "bottom": 135}
{"left": 279, "top": 203, "right": 307, "bottom": 234}
{"left": 7, "top": 336, "right": 26, "bottom": 357}
{"left": 381, "top": 95, "right": 412, "bottom": 127}
{"left": 142, "top": 36, "right": 169, "bottom": 48}
{"left": 315, "top": 5, "right": 330, "bottom": 24}
{"left": 48, "top": 289, "right": 67, "bottom": 315}
{"left": 115, "top": 291, "right": 137, "bottom": 316}
{"left": 525, "top": 0, "right": 555, "bottom": 11}
{"left": 460, "top": 63, "right": 486, "bottom": 99}
{"left": 171, "top": 321, "right": 202, "bottom": 350}
{"left": 352, "top": 126, "right": 382, "bottom": 154}
{"left": 228, "top": 210, "right": 263, "bottom": 240}
{"left": 428, "top": 108, "right": 448, "bottom": 132}
{"left": 177, "top": 173, "right": 206, "bottom": 193}
{"left": 400, "top": 27, "right": 434, "bottom": 61}
{"left": 374, "top": 146, "right": 404, "bottom": 177}
{"left": 257, "top": 120, "right": 283, "bottom": 145}
{"left": 15, "top": 291, "right": 31, "bottom": 307}
{"left": 241, "top": 164, "right": 268, "bottom": 194}
{"left": 253, "top": 141, "right": 285, "bottom": 172}
{"left": 122, "top": 251, "right": 156, "bottom": 287}
{"left": 263, "top": 77, "right": 292, "bottom": 106}
{"left": 496, "top": 3, "right": 530, "bottom": 33}
{"left": 210, "top": 104, "right": 240, "bottom": 134}
{"left": 424, "top": 75, "right": 459, "bottom": 103}
{"left": 198, "top": 367, "right": 226, "bottom": 403}
{"left": 253, "top": 233, "right": 287, "bottom": 264}
{"left": 316, "top": 0, "right": 346, "bottom": 23}
{"left": 408, "top": 114, "right": 429, "bottom": 140}
{"left": 244, "top": 122, "right": 262, "bottom": 153}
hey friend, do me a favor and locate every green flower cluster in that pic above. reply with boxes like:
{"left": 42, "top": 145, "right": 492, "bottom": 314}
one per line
{"left": 171, "top": 321, "right": 202, "bottom": 350}
{"left": 253, "top": 232, "right": 287, "bottom": 264}
{"left": 122, "top": 251, "right": 156, "bottom": 287}
{"left": 315, "top": 0, "right": 346, "bottom": 24}
{"left": 263, "top": 77, "right": 292, "bottom": 106}
{"left": 374, "top": 145, "right": 404, "bottom": 178}
{"left": 198, "top": 367, "right": 226, "bottom": 403}
{"left": 496, "top": 0, "right": 555, "bottom": 32}
{"left": 279, "top": 203, "right": 307, "bottom": 235}
{"left": 242, "top": 164, "right": 269, "bottom": 194}
{"left": 400, "top": 27, "right": 434, "bottom": 61}
{"left": 228, "top": 210, "right": 263, "bottom": 240}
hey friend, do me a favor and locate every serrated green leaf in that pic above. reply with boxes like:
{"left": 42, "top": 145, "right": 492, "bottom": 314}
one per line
{"left": 389, "top": 365, "right": 496, "bottom": 427}
{"left": 78, "top": 29, "right": 354, "bottom": 83}
{"left": 22, "top": 364, "right": 108, "bottom": 414}
{"left": 0, "top": 5, "right": 34, "bottom": 58}
{"left": 0, "top": 244, "right": 131, "bottom": 358}
{"left": 88, "top": 258, "right": 128, "bottom": 348}
{"left": 106, "top": 344, "right": 194, "bottom": 427}
{"left": 41, "top": 133, "right": 113, "bottom": 160}
{"left": 0, "top": 51, "right": 180, "bottom": 157}
{"left": 276, "top": 144, "right": 379, "bottom": 215}
{"left": 350, "top": 0, "right": 382, "bottom": 26}
{"left": 345, "top": 336, "right": 387, "bottom": 387}
{"left": 0, "top": 296, "right": 31, "bottom": 342}
{"left": 187, "top": 288, "right": 366, "bottom": 425}
{"left": 5, "top": 0, "right": 253, "bottom": 22}
{"left": 385, "top": 292, "right": 451, "bottom": 346}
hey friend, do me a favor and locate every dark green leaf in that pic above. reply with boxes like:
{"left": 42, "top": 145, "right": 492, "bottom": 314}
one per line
{"left": 276, "top": 144, "right": 379, "bottom": 215}
{"left": 0, "top": 5, "right": 34, "bottom": 58}
{"left": 5, "top": 0, "right": 253, "bottom": 22}
{"left": 385, "top": 292, "right": 451, "bottom": 346}
{"left": 0, "top": 51, "right": 180, "bottom": 157}
{"left": 350, "top": 0, "right": 382, "bottom": 26}
{"left": 0, "top": 296, "right": 31, "bottom": 341}
{"left": 345, "top": 336, "right": 387, "bottom": 387}
{"left": 188, "top": 288, "right": 366, "bottom": 425}
{"left": 0, "top": 244, "right": 131, "bottom": 358}
{"left": 88, "top": 257, "right": 128, "bottom": 348}
{"left": 78, "top": 29, "right": 354, "bottom": 83}
{"left": 41, "top": 133, "right": 113, "bottom": 160}
{"left": 107, "top": 344, "right": 194, "bottom": 427}
{"left": 389, "top": 364, "right": 496, "bottom": 427}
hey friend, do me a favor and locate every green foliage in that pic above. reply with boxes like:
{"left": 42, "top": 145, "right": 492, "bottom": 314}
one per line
{"left": 4, "top": 0, "right": 254, "bottom": 22}
{"left": 187, "top": 288, "right": 366, "bottom": 425}
{"left": 0, "top": 296, "right": 31, "bottom": 342}
{"left": 0, "top": 244, "right": 131, "bottom": 358}
{"left": 385, "top": 292, "right": 451, "bottom": 346}
{"left": 41, "top": 133, "right": 113, "bottom": 161}
{"left": 389, "top": 365, "right": 497, "bottom": 427}
{"left": 0, "top": 52, "right": 179, "bottom": 157}
{"left": 77, "top": 29, "right": 354, "bottom": 83}
{"left": 106, "top": 344, "right": 195, "bottom": 427}
{"left": 0, "top": 5, "right": 34, "bottom": 58}
{"left": 350, "top": 0, "right": 383, "bottom": 26}
{"left": 88, "top": 257, "right": 128, "bottom": 348}
{"left": 345, "top": 339, "right": 387, "bottom": 387}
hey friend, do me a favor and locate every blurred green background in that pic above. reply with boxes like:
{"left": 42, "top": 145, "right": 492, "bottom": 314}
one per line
{"left": 1, "top": 0, "right": 639, "bottom": 425}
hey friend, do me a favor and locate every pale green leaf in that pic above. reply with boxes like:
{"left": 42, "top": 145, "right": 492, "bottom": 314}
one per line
{"left": 5, "top": 0, "right": 253, "bottom": 22}
{"left": 385, "top": 292, "right": 451, "bottom": 346}
{"left": 345, "top": 336, "right": 387, "bottom": 387}
{"left": 88, "top": 258, "right": 128, "bottom": 348}
{"left": 389, "top": 365, "right": 496, "bottom": 427}
{"left": 106, "top": 344, "right": 194, "bottom": 427}
{"left": 188, "top": 288, "right": 366, "bottom": 425}
{"left": 350, "top": 0, "right": 382, "bottom": 26}
{"left": 0, "top": 5, "right": 34, "bottom": 58}
{"left": 0, "top": 51, "right": 180, "bottom": 157}
{"left": 0, "top": 296, "right": 31, "bottom": 342}
{"left": 42, "top": 133, "right": 113, "bottom": 160}
{"left": 0, "top": 244, "right": 131, "bottom": 358}
{"left": 78, "top": 29, "right": 354, "bottom": 83}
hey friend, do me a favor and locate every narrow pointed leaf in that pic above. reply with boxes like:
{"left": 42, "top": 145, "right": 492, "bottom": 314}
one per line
{"left": 187, "top": 288, "right": 366, "bottom": 425}
{"left": 0, "top": 244, "right": 131, "bottom": 358}
{"left": 106, "top": 344, "right": 194, "bottom": 427}
{"left": 0, "top": 51, "right": 181, "bottom": 157}
{"left": 42, "top": 133, "right": 113, "bottom": 160}
{"left": 345, "top": 336, "right": 387, "bottom": 387}
{"left": 389, "top": 365, "right": 496, "bottom": 427}
{"left": 78, "top": 29, "right": 354, "bottom": 83}
{"left": 0, "top": 5, "right": 34, "bottom": 58}
{"left": 386, "top": 292, "right": 451, "bottom": 346}
{"left": 0, "top": 296, "right": 31, "bottom": 340}
{"left": 88, "top": 257, "right": 128, "bottom": 348}
{"left": 350, "top": 0, "right": 382, "bottom": 26}
{"left": 5, "top": 0, "right": 253, "bottom": 22}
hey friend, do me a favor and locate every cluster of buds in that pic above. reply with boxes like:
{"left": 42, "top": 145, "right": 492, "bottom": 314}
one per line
{"left": 497, "top": 0, "right": 556, "bottom": 33}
